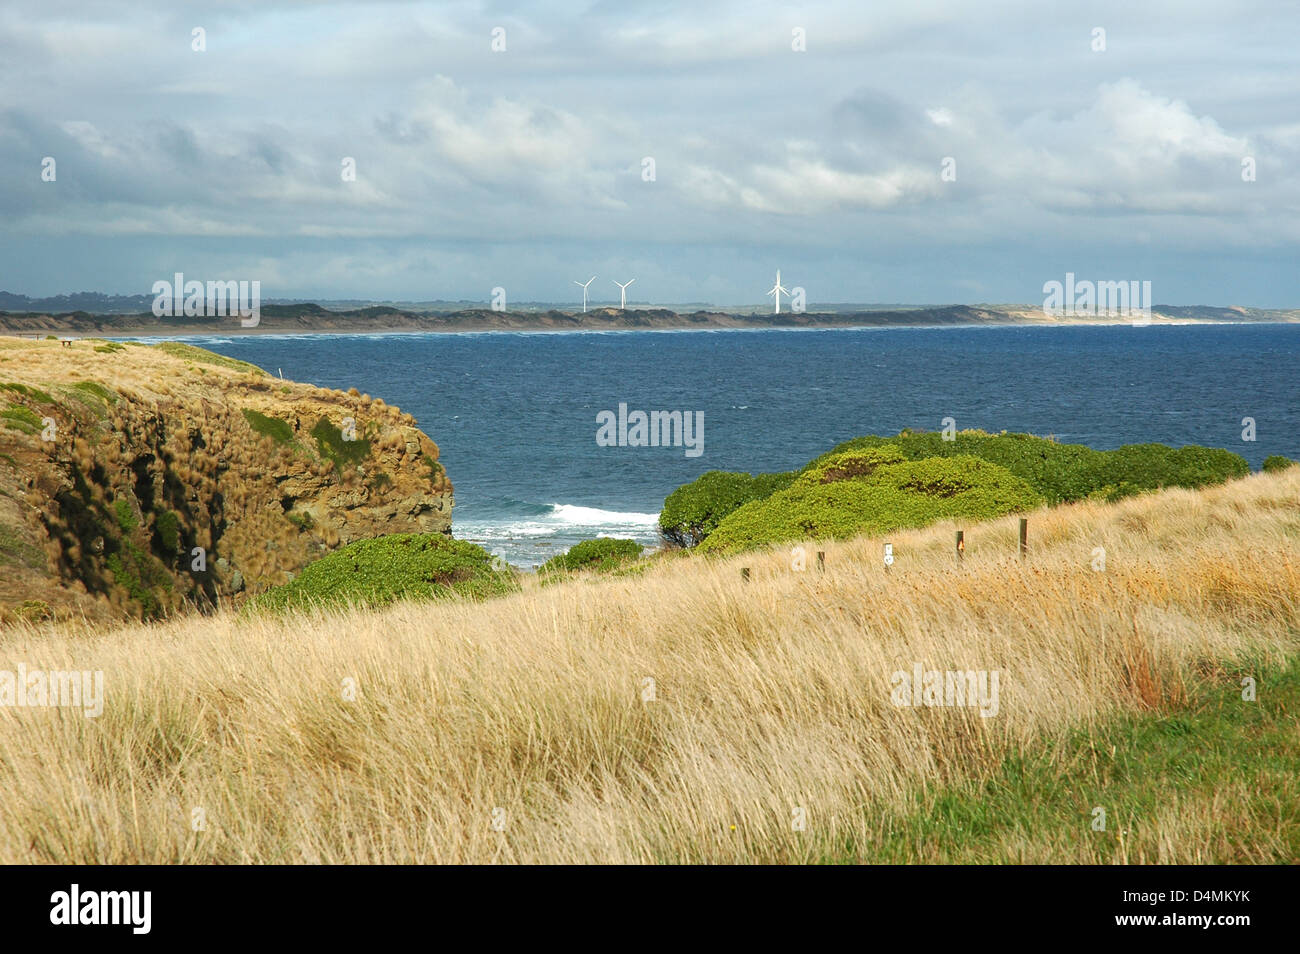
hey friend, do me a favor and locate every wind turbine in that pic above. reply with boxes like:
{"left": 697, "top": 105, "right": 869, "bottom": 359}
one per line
{"left": 613, "top": 278, "right": 635, "bottom": 310}
{"left": 573, "top": 276, "right": 596, "bottom": 312}
{"left": 766, "top": 269, "right": 788, "bottom": 314}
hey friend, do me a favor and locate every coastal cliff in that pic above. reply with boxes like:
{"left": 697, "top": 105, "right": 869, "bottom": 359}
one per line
{"left": 0, "top": 337, "right": 451, "bottom": 621}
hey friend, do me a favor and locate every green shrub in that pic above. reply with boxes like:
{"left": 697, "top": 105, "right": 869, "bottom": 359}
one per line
{"left": 154, "top": 510, "right": 181, "bottom": 554}
{"left": 659, "top": 470, "right": 797, "bottom": 547}
{"left": 112, "top": 498, "right": 138, "bottom": 532}
{"left": 1263, "top": 455, "right": 1296, "bottom": 473}
{"left": 540, "top": 538, "right": 643, "bottom": 575}
{"left": 806, "top": 431, "right": 1246, "bottom": 504}
{"left": 699, "top": 456, "right": 1042, "bottom": 555}
{"left": 94, "top": 342, "right": 125, "bottom": 354}
{"left": 246, "top": 533, "right": 517, "bottom": 614}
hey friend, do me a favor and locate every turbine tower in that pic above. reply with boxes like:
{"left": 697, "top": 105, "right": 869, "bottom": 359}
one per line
{"left": 766, "top": 269, "right": 789, "bottom": 314}
{"left": 613, "top": 278, "right": 635, "bottom": 310}
{"left": 573, "top": 276, "right": 596, "bottom": 313}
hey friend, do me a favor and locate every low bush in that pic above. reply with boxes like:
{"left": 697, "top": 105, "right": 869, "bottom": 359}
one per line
{"left": 698, "top": 456, "right": 1043, "bottom": 555}
{"left": 540, "top": 538, "right": 643, "bottom": 575}
{"left": 1263, "top": 455, "right": 1296, "bottom": 473}
{"left": 659, "top": 470, "right": 796, "bottom": 547}
{"left": 246, "top": 533, "right": 517, "bottom": 614}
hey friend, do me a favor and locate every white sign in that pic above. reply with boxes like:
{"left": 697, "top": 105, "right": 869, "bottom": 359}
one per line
{"left": 884, "top": 543, "right": 894, "bottom": 566}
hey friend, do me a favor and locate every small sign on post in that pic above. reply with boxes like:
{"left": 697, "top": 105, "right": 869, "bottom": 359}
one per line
{"left": 884, "top": 542, "right": 894, "bottom": 572}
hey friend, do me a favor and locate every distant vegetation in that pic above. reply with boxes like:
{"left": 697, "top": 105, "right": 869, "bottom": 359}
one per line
{"left": 664, "top": 429, "right": 1251, "bottom": 553}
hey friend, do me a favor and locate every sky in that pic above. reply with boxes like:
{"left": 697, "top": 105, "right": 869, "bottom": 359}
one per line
{"left": 1, "top": 0, "right": 1297, "bottom": 307}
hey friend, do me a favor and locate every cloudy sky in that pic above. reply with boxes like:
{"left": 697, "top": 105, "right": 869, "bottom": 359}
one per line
{"left": 2, "top": 0, "right": 1297, "bottom": 306}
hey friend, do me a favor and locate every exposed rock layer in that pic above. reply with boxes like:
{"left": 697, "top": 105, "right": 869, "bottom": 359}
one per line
{"left": 0, "top": 338, "right": 451, "bottom": 621}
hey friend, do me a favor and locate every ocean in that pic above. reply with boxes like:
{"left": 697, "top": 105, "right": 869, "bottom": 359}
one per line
{"left": 178, "top": 324, "right": 1300, "bottom": 568}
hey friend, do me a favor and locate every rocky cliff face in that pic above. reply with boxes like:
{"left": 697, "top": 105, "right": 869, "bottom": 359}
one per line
{"left": 0, "top": 338, "right": 452, "bottom": 621}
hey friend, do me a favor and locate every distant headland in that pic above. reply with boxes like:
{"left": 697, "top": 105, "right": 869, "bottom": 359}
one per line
{"left": 1, "top": 294, "right": 1296, "bottom": 337}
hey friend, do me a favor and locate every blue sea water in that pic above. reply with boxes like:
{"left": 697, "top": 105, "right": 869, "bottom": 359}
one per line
{"left": 175, "top": 324, "right": 1300, "bottom": 567}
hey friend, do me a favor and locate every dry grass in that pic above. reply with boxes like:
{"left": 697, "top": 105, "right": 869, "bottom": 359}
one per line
{"left": 0, "top": 469, "right": 1297, "bottom": 863}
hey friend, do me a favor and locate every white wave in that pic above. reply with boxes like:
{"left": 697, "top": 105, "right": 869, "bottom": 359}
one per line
{"left": 547, "top": 504, "right": 660, "bottom": 526}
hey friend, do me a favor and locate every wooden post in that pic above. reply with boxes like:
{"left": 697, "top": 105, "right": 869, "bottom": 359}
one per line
{"left": 816, "top": 551, "right": 825, "bottom": 573}
{"left": 1019, "top": 517, "right": 1028, "bottom": 559}
{"left": 741, "top": 567, "right": 750, "bottom": 583}
{"left": 955, "top": 530, "right": 965, "bottom": 562}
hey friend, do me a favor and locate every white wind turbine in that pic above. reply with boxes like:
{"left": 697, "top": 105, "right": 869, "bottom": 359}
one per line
{"left": 573, "top": 276, "right": 596, "bottom": 312}
{"left": 766, "top": 269, "right": 788, "bottom": 314}
{"left": 613, "top": 278, "right": 635, "bottom": 310}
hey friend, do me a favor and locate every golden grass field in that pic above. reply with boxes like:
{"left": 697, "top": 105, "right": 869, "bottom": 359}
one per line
{"left": 0, "top": 468, "right": 1297, "bottom": 864}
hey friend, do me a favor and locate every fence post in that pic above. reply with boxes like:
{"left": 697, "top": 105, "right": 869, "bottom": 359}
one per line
{"left": 956, "top": 530, "right": 965, "bottom": 562}
{"left": 741, "top": 567, "right": 750, "bottom": 583}
{"left": 816, "top": 551, "right": 825, "bottom": 573}
{"left": 1019, "top": 517, "right": 1028, "bottom": 559}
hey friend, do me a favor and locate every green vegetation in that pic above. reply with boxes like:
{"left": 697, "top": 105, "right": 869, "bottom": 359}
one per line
{"left": 311, "top": 416, "right": 370, "bottom": 471}
{"left": 0, "top": 524, "right": 44, "bottom": 570}
{"left": 111, "top": 498, "right": 138, "bottom": 533}
{"left": 699, "top": 455, "right": 1042, "bottom": 554}
{"left": 664, "top": 430, "right": 1251, "bottom": 552}
{"left": 93, "top": 342, "right": 125, "bottom": 354}
{"left": 12, "top": 599, "right": 53, "bottom": 622}
{"left": 1, "top": 405, "right": 42, "bottom": 435}
{"left": 0, "top": 382, "right": 56, "bottom": 405}
{"left": 71, "top": 380, "right": 117, "bottom": 404}
{"left": 1263, "top": 455, "right": 1296, "bottom": 473}
{"left": 659, "top": 470, "right": 796, "bottom": 547}
{"left": 540, "top": 538, "right": 644, "bottom": 576}
{"left": 152, "top": 341, "right": 268, "bottom": 376}
{"left": 246, "top": 533, "right": 517, "bottom": 614}
{"left": 153, "top": 510, "right": 181, "bottom": 554}
{"left": 806, "top": 430, "right": 1247, "bottom": 505}
{"left": 831, "top": 658, "right": 1300, "bottom": 863}
{"left": 106, "top": 540, "right": 172, "bottom": 619}
{"left": 242, "top": 408, "right": 295, "bottom": 446}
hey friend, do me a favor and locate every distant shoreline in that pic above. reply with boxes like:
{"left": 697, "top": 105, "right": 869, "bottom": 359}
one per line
{"left": 2, "top": 302, "right": 1296, "bottom": 339}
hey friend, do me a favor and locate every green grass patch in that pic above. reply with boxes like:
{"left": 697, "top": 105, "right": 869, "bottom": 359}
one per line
{"left": 1, "top": 405, "right": 43, "bottom": 435}
{"left": 153, "top": 341, "right": 268, "bottom": 376}
{"left": 71, "top": 380, "right": 117, "bottom": 404}
{"left": 1263, "top": 455, "right": 1296, "bottom": 473}
{"left": 242, "top": 408, "right": 295, "bottom": 446}
{"left": 826, "top": 658, "right": 1300, "bottom": 863}
{"left": 311, "top": 416, "right": 370, "bottom": 471}
{"left": 0, "top": 524, "right": 45, "bottom": 571}
{"left": 0, "top": 382, "right": 56, "bottom": 405}
{"left": 245, "top": 533, "right": 517, "bottom": 614}
{"left": 93, "top": 342, "right": 125, "bottom": 354}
